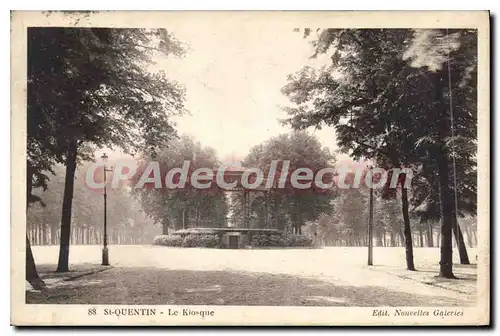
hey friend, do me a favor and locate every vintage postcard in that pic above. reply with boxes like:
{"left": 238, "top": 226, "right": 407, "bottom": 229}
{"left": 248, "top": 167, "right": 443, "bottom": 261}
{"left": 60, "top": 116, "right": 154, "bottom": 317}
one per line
{"left": 11, "top": 10, "right": 490, "bottom": 326}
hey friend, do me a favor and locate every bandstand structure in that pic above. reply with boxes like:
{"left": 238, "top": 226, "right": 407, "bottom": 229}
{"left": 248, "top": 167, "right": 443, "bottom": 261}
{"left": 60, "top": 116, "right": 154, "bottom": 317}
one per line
{"left": 172, "top": 165, "right": 283, "bottom": 248}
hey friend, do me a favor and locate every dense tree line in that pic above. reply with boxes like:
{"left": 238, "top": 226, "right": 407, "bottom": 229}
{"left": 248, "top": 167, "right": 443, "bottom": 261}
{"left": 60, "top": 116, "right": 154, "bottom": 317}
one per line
{"left": 27, "top": 163, "right": 160, "bottom": 246}
{"left": 303, "top": 192, "right": 477, "bottom": 249}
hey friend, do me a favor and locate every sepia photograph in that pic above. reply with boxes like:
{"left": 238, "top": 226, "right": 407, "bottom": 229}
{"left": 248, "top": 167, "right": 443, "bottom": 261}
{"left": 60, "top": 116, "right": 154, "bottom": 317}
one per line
{"left": 11, "top": 10, "right": 490, "bottom": 326}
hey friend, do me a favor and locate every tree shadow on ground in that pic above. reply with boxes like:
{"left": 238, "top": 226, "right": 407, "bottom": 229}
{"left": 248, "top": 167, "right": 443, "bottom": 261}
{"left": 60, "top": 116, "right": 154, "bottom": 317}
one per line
{"left": 26, "top": 267, "right": 475, "bottom": 306}
{"left": 371, "top": 263, "right": 478, "bottom": 280}
{"left": 35, "top": 263, "right": 104, "bottom": 281}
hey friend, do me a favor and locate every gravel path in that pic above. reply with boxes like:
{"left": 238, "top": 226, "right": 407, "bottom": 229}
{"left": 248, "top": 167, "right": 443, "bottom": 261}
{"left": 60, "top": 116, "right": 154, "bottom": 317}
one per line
{"left": 27, "top": 245, "right": 477, "bottom": 306}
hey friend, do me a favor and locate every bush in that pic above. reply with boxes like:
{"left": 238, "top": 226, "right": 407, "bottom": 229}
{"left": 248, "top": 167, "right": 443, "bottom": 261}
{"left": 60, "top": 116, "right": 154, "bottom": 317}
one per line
{"left": 154, "top": 234, "right": 220, "bottom": 248}
{"left": 287, "top": 234, "right": 313, "bottom": 247}
{"left": 249, "top": 233, "right": 313, "bottom": 248}
{"left": 155, "top": 232, "right": 311, "bottom": 248}
{"left": 182, "top": 234, "right": 220, "bottom": 248}
{"left": 200, "top": 234, "right": 220, "bottom": 247}
{"left": 153, "top": 235, "right": 183, "bottom": 247}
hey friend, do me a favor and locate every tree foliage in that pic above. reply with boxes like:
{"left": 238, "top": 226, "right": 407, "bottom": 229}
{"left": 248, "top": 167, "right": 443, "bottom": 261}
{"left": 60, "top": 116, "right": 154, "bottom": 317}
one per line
{"left": 282, "top": 29, "right": 477, "bottom": 276}
{"left": 27, "top": 27, "right": 187, "bottom": 272}
{"left": 28, "top": 27, "right": 186, "bottom": 193}
{"left": 133, "top": 136, "right": 229, "bottom": 232}
{"left": 236, "top": 132, "right": 337, "bottom": 233}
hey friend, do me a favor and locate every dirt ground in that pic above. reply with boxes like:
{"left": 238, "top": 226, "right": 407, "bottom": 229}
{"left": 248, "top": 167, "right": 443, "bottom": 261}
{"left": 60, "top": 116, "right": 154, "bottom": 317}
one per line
{"left": 27, "top": 245, "right": 477, "bottom": 306}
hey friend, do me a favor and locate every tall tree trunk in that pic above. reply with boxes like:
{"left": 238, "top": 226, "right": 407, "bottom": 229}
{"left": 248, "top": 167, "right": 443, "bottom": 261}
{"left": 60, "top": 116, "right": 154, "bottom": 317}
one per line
{"left": 26, "top": 162, "right": 45, "bottom": 288}
{"left": 37, "top": 223, "right": 42, "bottom": 245}
{"left": 176, "top": 211, "right": 183, "bottom": 230}
{"left": 464, "top": 226, "right": 473, "bottom": 248}
{"left": 401, "top": 187, "right": 416, "bottom": 270}
{"left": 56, "top": 140, "right": 78, "bottom": 272}
{"left": 419, "top": 224, "right": 424, "bottom": 248}
{"left": 427, "top": 223, "right": 434, "bottom": 247}
{"left": 49, "top": 227, "right": 54, "bottom": 245}
{"left": 26, "top": 235, "right": 46, "bottom": 289}
{"left": 184, "top": 208, "right": 190, "bottom": 229}
{"left": 43, "top": 224, "right": 48, "bottom": 245}
{"left": 162, "top": 218, "right": 169, "bottom": 234}
{"left": 33, "top": 224, "right": 39, "bottom": 246}
{"left": 38, "top": 224, "right": 42, "bottom": 245}
{"left": 432, "top": 68, "right": 455, "bottom": 278}
{"left": 453, "top": 215, "right": 470, "bottom": 264}
{"left": 376, "top": 232, "right": 382, "bottom": 247}
{"left": 93, "top": 229, "right": 99, "bottom": 245}
{"left": 437, "top": 148, "right": 455, "bottom": 278}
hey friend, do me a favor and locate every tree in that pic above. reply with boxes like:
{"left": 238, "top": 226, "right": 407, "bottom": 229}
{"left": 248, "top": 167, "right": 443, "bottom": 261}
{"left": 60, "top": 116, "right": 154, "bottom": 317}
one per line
{"left": 27, "top": 27, "right": 186, "bottom": 271}
{"left": 27, "top": 167, "right": 64, "bottom": 246}
{"left": 373, "top": 194, "right": 405, "bottom": 247}
{"left": 26, "top": 167, "right": 47, "bottom": 289}
{"left": 404, "top": 29, "right": 477, "bottom": 275}
{"left": 411, "top": 145, "right": 476, "bottom": 263}
{"left": 282, "top": 29, "right": 418, "bottom": 270}
{"left": 282, "top": 29, "right": 477, "bottom": 277}
{"left": 133, "top": 136, "right": 229, "bottom": 232}
{"left": 237, "top": 132, "right": 337, "bottom": 234}
{"left": 337, "top": 187, "right": 368, "bottom": 246}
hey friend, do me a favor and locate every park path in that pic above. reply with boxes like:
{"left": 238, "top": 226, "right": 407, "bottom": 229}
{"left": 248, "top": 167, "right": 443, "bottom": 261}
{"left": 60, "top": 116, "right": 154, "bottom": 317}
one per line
{"left": 28, "top": 245, "right": 477, "bottom": 306}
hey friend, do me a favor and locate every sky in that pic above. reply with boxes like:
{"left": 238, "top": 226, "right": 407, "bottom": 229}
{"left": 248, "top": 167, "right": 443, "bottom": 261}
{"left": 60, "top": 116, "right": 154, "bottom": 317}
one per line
{"left": 151, "top": 27, "right": 351, "bottom": 165}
